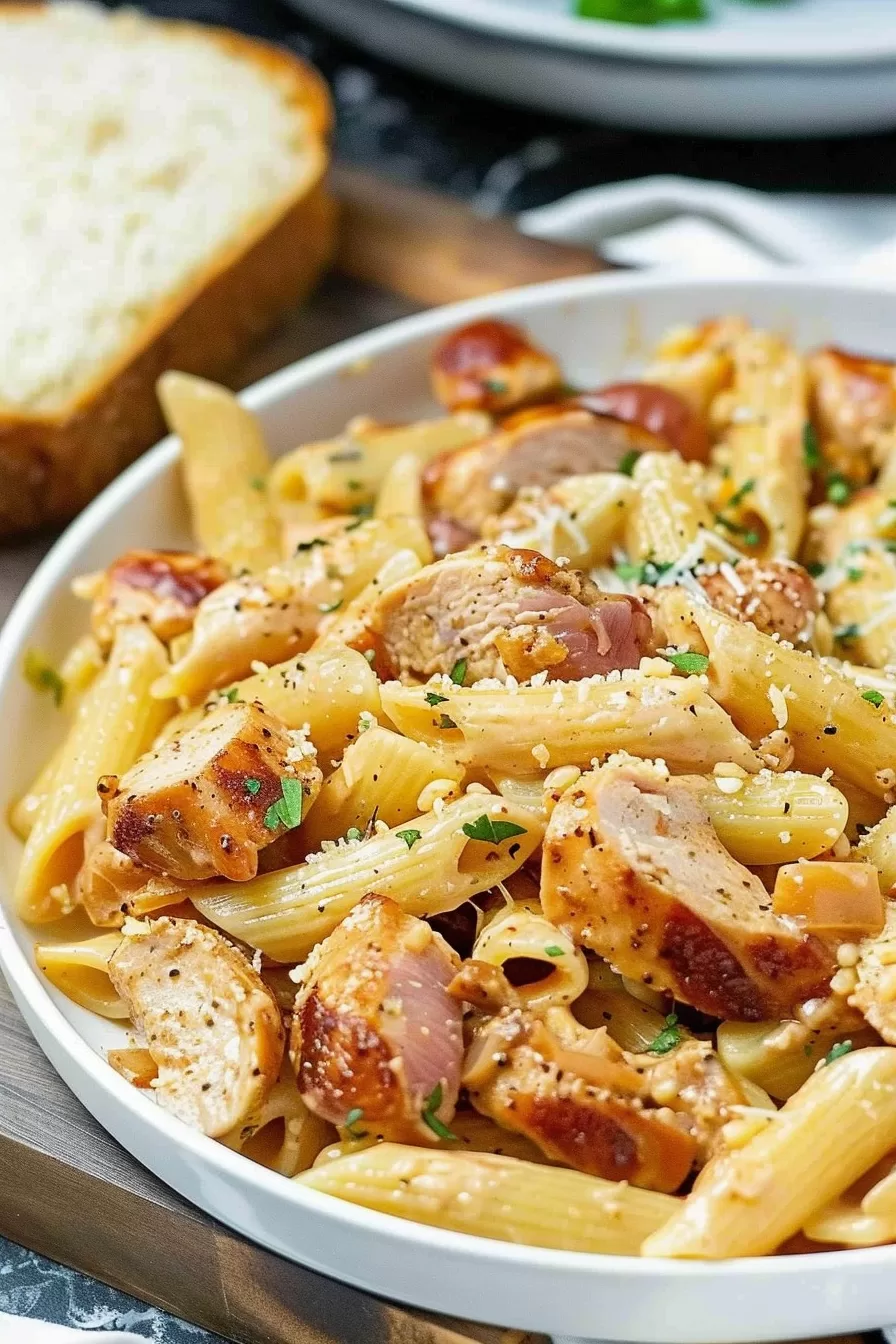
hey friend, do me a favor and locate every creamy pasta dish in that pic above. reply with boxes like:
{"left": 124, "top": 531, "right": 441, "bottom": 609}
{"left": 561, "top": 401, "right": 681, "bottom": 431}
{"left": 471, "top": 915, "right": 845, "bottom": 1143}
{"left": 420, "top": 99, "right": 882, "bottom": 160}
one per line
{"left": 15, "top": 314, "right": 896, "bottom": 1260}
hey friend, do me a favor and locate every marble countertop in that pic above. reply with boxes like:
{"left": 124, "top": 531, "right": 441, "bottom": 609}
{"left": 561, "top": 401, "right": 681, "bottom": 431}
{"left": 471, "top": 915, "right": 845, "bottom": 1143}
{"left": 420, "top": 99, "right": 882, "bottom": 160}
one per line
{"left": 8, "top": 0, "right": 896, "bottom": 1336}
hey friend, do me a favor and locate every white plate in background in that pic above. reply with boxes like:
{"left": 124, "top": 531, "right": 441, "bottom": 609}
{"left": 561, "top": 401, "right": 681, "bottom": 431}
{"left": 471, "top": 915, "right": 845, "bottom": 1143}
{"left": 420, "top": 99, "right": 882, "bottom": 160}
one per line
{"left": 286, "top": 0, "right": 896, "bottom": 136}
{"left": 6, "top": 272, "right": 896, "bottom": 1343}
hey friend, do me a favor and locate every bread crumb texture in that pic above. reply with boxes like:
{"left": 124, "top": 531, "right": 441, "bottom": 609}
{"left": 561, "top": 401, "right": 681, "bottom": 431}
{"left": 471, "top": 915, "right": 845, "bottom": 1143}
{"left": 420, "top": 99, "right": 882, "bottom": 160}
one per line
{"left": 0, "top": 2, "right": 316, "bottom": 412}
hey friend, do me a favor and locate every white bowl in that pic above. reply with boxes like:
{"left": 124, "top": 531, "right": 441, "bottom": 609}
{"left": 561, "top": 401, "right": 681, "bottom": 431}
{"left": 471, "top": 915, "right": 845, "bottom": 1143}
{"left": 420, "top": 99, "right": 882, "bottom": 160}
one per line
{"left": 4, "top": 272, "right": 896, "bottom": 1343}
{"left": 287, "top": 0, "right": 896, "bottom": 137}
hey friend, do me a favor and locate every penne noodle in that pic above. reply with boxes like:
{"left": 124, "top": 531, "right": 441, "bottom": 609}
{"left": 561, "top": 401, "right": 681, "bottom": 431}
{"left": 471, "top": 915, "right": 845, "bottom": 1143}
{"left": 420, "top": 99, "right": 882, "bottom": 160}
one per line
{"left": 311, "top": 548, "right": 422, "bottom": 654}
{"left": 158, "top": 372, "right": 282, "bottom": 575}
{"left": 488, "top": 472, "right": 635, "bottom": 569}
{"left": 699, "top": 770, "right": 849, "bottom": 864}
{"left": 297, "top": 725, "right": 464, "bottom": 854}
{"left": 381, "top": 668, "right": 761, "bottom": 777}
{"left": 473, "top": 898, "right": 588, "bottom": 1010}
{"left": 191, "top": 790, "right": 542, "bottom": 962}
{"left": 716, "top": 1020, "right": 879, "bottom": 1102}
{"left": 269, "top": 413, "right": 489, "bottom": 514}
{"left": 643, "top": 318, "right": 741, "bottom": 419}
{"left": 220, "top": 1068, "right": 334, "bottom": 1178}
{"left": 643, "top": 1047, "right": 896, "bottom": 1258}
{"left": 695, "top": 602, "right": 896, "bottom": 799}
{"left": 8, "top": 745, "right": 64, "bottom": 842}
{"left": 373, "top": 452, "right": 426, "bottom": 526}
{"left": 15, "top": 624, "right": 172, "bottom": 923}
{"left": 298, "top": 1143, "right": 681, "bottom": 1254}
{"left": 573, "top": 961, "right": 668, "bottom": 1054}
{"left": 858, "top": 803, "right": 896, "bottom": 892}
{"left": 626, "top": 451, "right": 713, "bottom": 565}
{"left": 35, "top": 933, "right": 126, "bottom": 1018}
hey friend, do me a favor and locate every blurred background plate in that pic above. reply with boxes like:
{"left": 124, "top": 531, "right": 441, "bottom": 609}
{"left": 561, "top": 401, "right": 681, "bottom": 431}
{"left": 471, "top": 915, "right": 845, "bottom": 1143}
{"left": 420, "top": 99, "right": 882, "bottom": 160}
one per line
{"left": 285, "top": 0, "right": 896, "bottom": 137}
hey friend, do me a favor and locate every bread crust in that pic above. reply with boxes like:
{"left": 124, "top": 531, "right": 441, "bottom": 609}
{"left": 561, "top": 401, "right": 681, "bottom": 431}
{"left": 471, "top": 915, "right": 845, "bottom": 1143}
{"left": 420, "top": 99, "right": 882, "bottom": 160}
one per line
{"left": 0, "top": 8, "right": 336, "bottom": 537}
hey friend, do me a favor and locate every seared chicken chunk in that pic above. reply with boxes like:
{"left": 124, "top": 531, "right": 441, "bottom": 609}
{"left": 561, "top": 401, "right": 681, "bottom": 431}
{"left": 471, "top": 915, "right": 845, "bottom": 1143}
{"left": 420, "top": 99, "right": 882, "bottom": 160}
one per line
{"left": 424, "top": 404, "right": 662, "bottom": 546}
{"left": 809, "top": 347, "right": 896, "bottom": 481}
{"left": 851, "top": 899, "right": 896, "bottom": 1043}
{"left": 542, "top": 758, "right": 835, "bottom": 1021}
{"left": 100, "top": 701, "right": 321, "bottom": 883}
{"left": 108, "top": 916, "right": 284, "bottom": 1137}
{"left": 573, "top": 382, "right": 709, "bottom": 462}
{"left": 74, "top": 549, "right": 228, "bottom": 652}
{"left": 696, "top": 558, "right": 823, "bottom": 647}
{"left": 430, "top": 319, "right": 561, "bottom": 415}
{"left": 372, "top": 545, "right": 651, "bottom": 684}
{"left": 77, "top": 838, "right": 183, "bottom": 928}
{"left": 290, "top": 894, "right": 463, "bottom": 1144}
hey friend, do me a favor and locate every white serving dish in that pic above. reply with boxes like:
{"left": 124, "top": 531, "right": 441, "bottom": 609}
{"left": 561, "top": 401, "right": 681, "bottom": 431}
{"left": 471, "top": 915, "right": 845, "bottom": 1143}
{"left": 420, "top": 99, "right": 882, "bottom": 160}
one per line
{"left": 287, "top": 0, "right": 896, "bottom": 137}
{"left": 5, "top": 272, "right": 896, "bottom": 1342}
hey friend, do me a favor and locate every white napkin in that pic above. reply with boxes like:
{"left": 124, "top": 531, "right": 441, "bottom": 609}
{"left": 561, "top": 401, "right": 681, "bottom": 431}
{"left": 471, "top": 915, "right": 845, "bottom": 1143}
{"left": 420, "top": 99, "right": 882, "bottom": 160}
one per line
{"left": 0, "top": 1311, "right": 145, "bottom": 1342}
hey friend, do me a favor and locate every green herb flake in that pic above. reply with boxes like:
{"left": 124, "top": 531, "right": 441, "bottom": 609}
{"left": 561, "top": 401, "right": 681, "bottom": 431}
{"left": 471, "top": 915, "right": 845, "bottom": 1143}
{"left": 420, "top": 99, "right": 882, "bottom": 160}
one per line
{"left": 425, "top": 691, "right": 449, "bottom": 706}
{"left": 222, "top": 686, "right": 240, "bottom": 703}
{"left": 244, "top": 778, "right": 262, "bottom": 797}
{"left": 345, "top": 826, "right": 364, "bottom": 843}
{"left": 713, "top": 513, "right": 760, "bottom": 548}
{"left": 665, "top": 651, "right": 710, "bottom": 676}
{"left": 827, "top": 474, "right": 853, "bottom": 506}
{"left": 397, "top": 828, "right": 423, "bottom": 850}
{"left": 847, "top": 567, "right": 865, "bottom": 583}
{"left": 350, "top": 501, "right": 374, "bottom": 520}
{"left": 482, "top": 378, "right": 508, "bottom": 395}
{"left": 318, "top": 599, "right": 343, "bottom": 614}
{"left": 23, "top": 650, "right": 64, "bottom": 707}
{"left": 618, "top": 449, "right": 641, "bottom": 477}
{"left": 438, "top": 713, "right": 457, "bottom": 730}
{"left": 824, "top": 1039, "right": 853, "bottom": 1066}
{"left": 263, "top": 776, "right": 304, "bottom": 832}
{"left": 863, "top": 689, "right": 885, "bottom": 708}
{"left": 461, "top": 814, "right": 527, "bottom": 845}
{"left": 807, "top": 561, "right": 826, "bottom": 579}
{"left": 835, "top": 623, "right": 861, "bottom": 644}
{"left": 647, "top": 1013, "right": 681, "bottom": 1056}
{"left": 544, "top": 945, "right": 564, "bottom": 958}
{"left": 344, "top": 1106, "right": 367, "bottom": 1139}
{"left": 421, "top": 1082, "right": 457, "bottom": 1142}
{"left": 804, "top": 1042, "right": 814, "bottom": 1058}
{"left": 249, "top": 476, "right": 266, "bottom": 492}
{"left": 802, "top": 422, "right": 822, "bottom": 471}
{"left": 615, "top": 558, "right": 674, "bottom": 586}
{"left": 449, "top": 657, "right": 467, "bottom": 686}
{"left": 347, "top": 479, "right": 363, "bottom": 492}
{"left": 726, "top": 477, "right": 756, "bottom": 510}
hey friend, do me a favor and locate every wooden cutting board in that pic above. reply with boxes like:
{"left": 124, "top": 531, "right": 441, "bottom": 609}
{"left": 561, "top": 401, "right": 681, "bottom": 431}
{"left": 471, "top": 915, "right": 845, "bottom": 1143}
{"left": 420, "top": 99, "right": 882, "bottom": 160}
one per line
{"left": 0, "top": 182, "right": 876, "bottom": 1344}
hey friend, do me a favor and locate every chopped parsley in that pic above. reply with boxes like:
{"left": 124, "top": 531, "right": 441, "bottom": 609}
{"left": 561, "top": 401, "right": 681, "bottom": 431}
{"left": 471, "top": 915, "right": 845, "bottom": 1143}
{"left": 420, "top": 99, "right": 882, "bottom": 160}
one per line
{"left": 222, "top": 686, "right": 240, "bottom": 703}
{"left": 449, "top": 657, "right": 467, "bottom": 686}
{"left": 421, "top": 1082, "right": 457, "bottom": 1141}
{"left": 726, "top": 477, "right": 756, "bottom": 510}
{"left": 438, "top": 713, "right": 457, "bottom": 730}
{"left": 618, "top": 449, "right": 641, "bottom": 477}
{"left": 344, "top": 1106, "right": 367, "bottom": 1139}
{"left": 461, "top": 814, "right": 527, "bottom": 845}
{"left": 846, "top": 566, "right": 865, "bottom": 583}
{"left": 646, "top": 1013, "right": 681, "bottom": 1056}
{"left": 806, "top": 561, "right": 826, "bottom": 579}
{"left": 244, "top": 778, "right": 261, "bottom": 797}
{"left": 425, "top": 691, "right": 449, "bottom": 706}
{"left": 345, "top": 826, "right": 364, "bottom": 843}
{"left": 350, "top": 501, "right": 374, "bottom": 520}
{"left": 665, "top": 651, "right": 710, "bottom": 675}
{"left": 396, "top": 828, "right": 422, "bottom": 850}
{"left": 863, "top": 689, "right": 885, "bottom": 708}
{"left": 802, "top": 422, "right": 822, "bottom": 471}
{"left": 714, "top": 514, "right": 760, "bottom": 548}
{"left": 835, "top": 623, "right": 861, "bottom": 645}
{"left": 347, "top": 479, "right": 363, "bottom": 492}
{"left": 318, "top": 599, "right": 343, "bottom": 614}
{"left": 263, "top": 777, "right": 304, "bottom": 831}
{"left": 249, "top": 476, "right": 266, "bottom": 492}
{"left": 824, "top": 1039, "right": 853, "bottom": 1066}
{"left": 23, "top": 650, "right": 64, "bottom": 707}
{"left": 826, "top": 473, "right": 853, "bottom": 506}
{"left": 482, "top": 378, "right": 508, "bottom": 395}
{"left": 544, "top": 945, "right": 564, "bottom": 958}
{"left": 615, "top": 558, "right": 674, "bottom": 586}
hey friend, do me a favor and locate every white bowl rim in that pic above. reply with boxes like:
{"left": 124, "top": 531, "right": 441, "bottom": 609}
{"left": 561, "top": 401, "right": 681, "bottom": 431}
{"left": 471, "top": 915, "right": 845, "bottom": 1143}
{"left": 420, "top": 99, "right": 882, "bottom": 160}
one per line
{"left": 4, "top": 268, "right": 896, "bottom": 1317}
{"left": 367, "top": 0, "right": 896, "bottom": 68}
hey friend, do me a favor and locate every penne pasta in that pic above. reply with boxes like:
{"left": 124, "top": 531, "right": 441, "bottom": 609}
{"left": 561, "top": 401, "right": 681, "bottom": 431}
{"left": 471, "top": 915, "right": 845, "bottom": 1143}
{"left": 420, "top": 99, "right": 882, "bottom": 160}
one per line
{"left": 700, "top": 769, "right": 849, "bottom": 865}
{"left": 572, "top": 961, "right": 668, "bottom": 1054}
{"left": 858, "top": 804, "right": 896, "bottom": 892}
{"left": 8, "top": 746, "right": 63, "bottom": 842}
{"left": 472, "top": 897, "right": 588, "bottom": 1010}
{"left": 311, "top": 548, "right": 422, "bottom": 655}
{"left": 15, "top": 624, "right": 172, "bottom": 923}
{"left": 626, "top": 451, "right": 713, "bottom": 565}
{"left": 298, "top": 1143, "right": 681, "bottom": 1254}
{"left": 191, "top": 790, "right": 542, "bottom": 962}
{"left": 381, "top": 668, "right": 761, "bottom": 777}
{"left": 220, "top": 1068, "right": 334, "bottom": 1178}
{"left": 297, "top": 725, "right": 465, "bottom": 854}
{"left": 35, "top": 932, "right": 126, "bottom": 1019}
{"left": 716, "top": 1020, "right": 879, "bottom": 1102}
{"left": 157, "top": 372, "right": 282, "bottom": 575}
{"left": 643, "top": 1047, "right": 896, "bottom": 1258}
{"left": 487, "top": 472, "right": 635, "bottom": 569}
{"left": 373, "top": 453, "right": 426, "bottom": 527}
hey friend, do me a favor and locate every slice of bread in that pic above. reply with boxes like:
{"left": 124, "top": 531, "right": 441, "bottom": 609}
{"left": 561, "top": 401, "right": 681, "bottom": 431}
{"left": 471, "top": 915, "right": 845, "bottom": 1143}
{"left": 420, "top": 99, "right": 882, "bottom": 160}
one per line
{"left": 0, "top": 2, "right": 335, "bottom": 538}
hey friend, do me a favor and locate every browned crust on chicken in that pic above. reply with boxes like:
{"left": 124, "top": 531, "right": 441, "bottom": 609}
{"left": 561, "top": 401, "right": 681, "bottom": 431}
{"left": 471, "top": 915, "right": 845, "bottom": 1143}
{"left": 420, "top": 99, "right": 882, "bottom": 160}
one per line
{"left": 290, "top": 894, "right": 463, "bottom": 1144}
{"left": 572, "top": 382, "right": 709, "bottom": 462}
{"left": 541, "top": 759, "right": 835, "bottom": 1021}
{"left": 101, "top": 700, "right": 321, "bottom": 882}
{"left": 371, "top": 544, "right": 651, "bottom": 684}
{"left": 696, "top": 559, "right": 822, "bottom": 646}
{"left": 430, "top": 320, "right": 561, "bottom": 415}
{"left": 809, "top": 347, "right": 896, "bottom": 481}
{"left": 83, "top": 549, "right": 228, "bottom": 650}
{"left": 108, "top": 916, "right": 284, "bottom": 1137}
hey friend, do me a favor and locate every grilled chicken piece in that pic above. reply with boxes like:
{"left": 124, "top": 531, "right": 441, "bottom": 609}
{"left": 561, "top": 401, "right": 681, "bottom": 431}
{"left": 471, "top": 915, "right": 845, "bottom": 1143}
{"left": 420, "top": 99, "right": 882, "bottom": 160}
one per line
{"left": 290, "top": 894, "right": 463, "bottom": 1143}
{"left": 461, "top": 1004, "right": 697, "bottom": 1192}
{"left": 851, "top": 899, "right": 896, "bottom": 1042}
{"left": 430, "top": 319, "right": 561, "bottom": 415}
{"left": 372, "top": 544, "right": 652, "bottom": 684}
{"left": 424, "top": 404, "right": 663, "bottom": 545}
{"left": 77, "top": 838, "right": 184, "bottom": 928}
{"left": 696, "top": 558, "right": 823, "bottom": 647}
{"left": 542, "top": 757, "right": 835, "bottom": 1021}
{"left": 74, "top": 549, "right": 228, "bottom": 652}
{"left": 809, "top": 347, "right": 896, "bottom": 482}
{"left": 100, "top": 701, "right": 321, "bottom": 883}
{"left": 108, "top": 916, "right": 284, "bottom": 1137}
{"left": 573, "top": 383, "right": 709, "bottom": 462}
